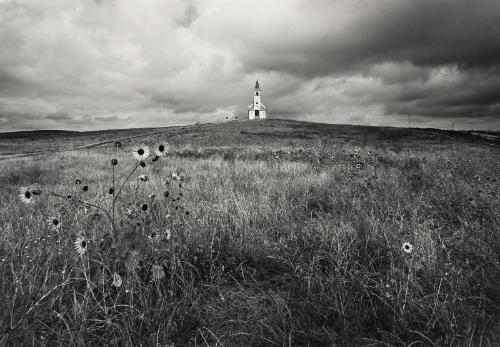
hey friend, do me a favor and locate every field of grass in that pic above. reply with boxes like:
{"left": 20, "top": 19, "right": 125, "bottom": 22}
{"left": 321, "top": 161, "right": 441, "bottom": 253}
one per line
{"left": 0, "top": 119, "right": 499, "bottom": 345}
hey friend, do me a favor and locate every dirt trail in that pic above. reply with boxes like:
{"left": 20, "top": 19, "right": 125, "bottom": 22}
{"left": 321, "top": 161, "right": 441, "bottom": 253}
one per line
{"left": 0, "top": 128, "right": 179, "bottom": 161}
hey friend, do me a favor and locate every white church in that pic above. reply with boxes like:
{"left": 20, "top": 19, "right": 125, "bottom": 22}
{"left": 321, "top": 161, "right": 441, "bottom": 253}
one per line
{"left": 248, "top": 80, "right": 267, "bottom": 120}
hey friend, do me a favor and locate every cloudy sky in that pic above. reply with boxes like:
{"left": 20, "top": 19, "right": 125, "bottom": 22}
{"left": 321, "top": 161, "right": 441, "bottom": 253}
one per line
{"left": 1, "top": 0, "right": 499, "bottom": 132}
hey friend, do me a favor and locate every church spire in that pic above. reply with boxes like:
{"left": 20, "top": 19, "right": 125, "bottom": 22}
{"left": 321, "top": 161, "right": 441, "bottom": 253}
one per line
{"left": 254, "top": 80, "right": 261, "bottom": 90}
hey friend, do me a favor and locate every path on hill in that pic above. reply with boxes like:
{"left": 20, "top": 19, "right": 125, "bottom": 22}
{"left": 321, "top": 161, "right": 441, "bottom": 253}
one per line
{"left": 0, "top": 127, "right": 184, "bottom": 161}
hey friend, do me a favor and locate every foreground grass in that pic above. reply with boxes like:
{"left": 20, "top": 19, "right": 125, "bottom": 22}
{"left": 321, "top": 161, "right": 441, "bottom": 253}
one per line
{"left": 0, "top": 135, "right": 499, "bottom": 345}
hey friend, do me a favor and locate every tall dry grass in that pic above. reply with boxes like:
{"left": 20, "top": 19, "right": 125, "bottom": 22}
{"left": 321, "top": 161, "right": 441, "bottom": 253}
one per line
{"left": 0, "top": 140, "right": 499, "bottom": 345}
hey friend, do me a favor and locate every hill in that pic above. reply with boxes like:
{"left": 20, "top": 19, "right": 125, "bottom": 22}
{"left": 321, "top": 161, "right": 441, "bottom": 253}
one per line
{"left": 1, "top": 119, "right": 497, "bottom": 159}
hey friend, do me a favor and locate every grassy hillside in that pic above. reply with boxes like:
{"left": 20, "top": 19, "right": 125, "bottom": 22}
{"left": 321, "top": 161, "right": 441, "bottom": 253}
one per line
{"left": 0, "top": 119, "right": 499, "bottom": 345}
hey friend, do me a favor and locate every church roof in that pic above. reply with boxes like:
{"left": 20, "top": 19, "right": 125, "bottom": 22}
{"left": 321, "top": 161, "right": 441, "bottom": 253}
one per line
{"left": 254, "top": 80, "right": 261, "bottom": 90}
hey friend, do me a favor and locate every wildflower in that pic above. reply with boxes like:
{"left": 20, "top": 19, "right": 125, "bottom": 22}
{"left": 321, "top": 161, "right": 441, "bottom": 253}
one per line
{"left": 125, "top": 207, "right": 134, "bottom": 216}
{"left": 75, "top": 178, "right": 82, "bottom": 185}
{"left": 155, "top": 143, "right": 167, "bottom": 157}
{"left": 47, "top": 218, "right": 61, "bottom": 231}
{"left": 148, "top": 232, "right": 160, "bottom": 242}
{"left": 114, "top": 141, "right": 122, "bottom": 149}
{"left": 139, "top": 161, "right": 146, "bottom": 168}
{"left": 402, "top": 242, "right": 413, "bottom": 254}
{"left": 82, "top": 185, "right": 89, "bottom": 192}
{"left": 474, "top": 175, "right": 481, "bottom": 181}
{"left": 171, "top": 172, "right": 179, "bottom": 180}
{"left": 151, "top": 264, "right": 165, "bottom": 281}
{"left": 139, "top": 175, "right": 149, "bottom": 182}
{"left": 356, "top": 163, "right": 362, "bottom": 169}
{"left": 132, "top": 144, "right": 150, "bottom": 161}
{"left": 149, "top": 194, "right": 155, "bottom": 199}
{"left": 108, "top": 188, "right": 114, "bottom": 194}
{"left": 110, "top": 158, "right": 118, "bottom": 166}
{"left": 66, "top": 195, "right": 72, "bottom": 200}
{"left": 112, "top": 273, "right": 123, "bottom": 288}
{"left": 74, "top": 236, "right": 88, "bottom": 256}
{"left": 141, "top": 203, "right": 148, "bottom": 211}
{"left": 19, "top": 187, "right": 33, "bottom": 204}
{"left": 165, "top": 228, "right": 171, "bottom": 240}
{"left": 354, "top": 149, "right": 359, "bottom": 155}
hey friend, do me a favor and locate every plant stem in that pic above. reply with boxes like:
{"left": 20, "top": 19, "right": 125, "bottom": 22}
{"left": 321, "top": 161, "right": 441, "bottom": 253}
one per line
{"left": 48, "top": 191, "right": 113, "bottom": 225}
{"left": 112, "top": 164, "right": 116, "bottom": 233}
{"left": 113, "top": 162, "right": 140, "bottom": 204}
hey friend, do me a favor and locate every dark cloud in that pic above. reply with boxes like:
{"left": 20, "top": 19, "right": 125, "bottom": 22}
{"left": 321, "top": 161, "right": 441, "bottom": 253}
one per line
{"left": 0, "top": 0, "right": 498, "bottom": 131}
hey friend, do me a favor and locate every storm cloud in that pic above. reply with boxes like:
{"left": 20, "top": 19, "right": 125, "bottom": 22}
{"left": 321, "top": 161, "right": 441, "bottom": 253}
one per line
{"left": 0, "top": 0, "right": 499, "bottom": 131}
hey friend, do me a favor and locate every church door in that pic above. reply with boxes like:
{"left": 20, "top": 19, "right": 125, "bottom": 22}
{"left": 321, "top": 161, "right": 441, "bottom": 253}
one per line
{"left": 255, "top": 110, "right": 260, "bottom": 118}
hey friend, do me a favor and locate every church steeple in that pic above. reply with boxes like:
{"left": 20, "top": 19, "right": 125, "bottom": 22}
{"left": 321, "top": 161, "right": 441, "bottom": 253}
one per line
{"left": 254, "top": 80, "right": 261, "bottom": 91}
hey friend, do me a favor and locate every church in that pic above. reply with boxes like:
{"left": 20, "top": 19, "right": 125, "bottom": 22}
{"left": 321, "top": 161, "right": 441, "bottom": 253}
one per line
{"left": 248, "top": 80, "right": 267, "bottom": 120}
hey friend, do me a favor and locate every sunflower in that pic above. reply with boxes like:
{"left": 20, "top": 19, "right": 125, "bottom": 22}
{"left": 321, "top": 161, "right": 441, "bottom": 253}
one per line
{"left": 74, "top": 236, "right": 88, "bottom": 256}
{"left": 148, "top": 231, "right": 160, "bottom": 242}
{"left": 151, "top": 264, "right": 165, "bottom": 281}
{"left": 47, "top": 217, "right": 61, "bottom": 231}
{"left": 132, "top": 144, "right": 150, "bottom": 161}
{"left": 112, "top": 273, "right": 123, "bottom": 288}
{"left": 110, "top": 158, "right": 118, "bottom": 166}
{"left": 402, "top": 242, "right": 413, "bottom": 254}
{"left": 141, "top": 203, "right": 149, "bottom": 211}
{"left": 155, "top": 142, "right": 168, "bottom": 157}
{"left": 19, "top": 187, "right": 33, "bottom": 204}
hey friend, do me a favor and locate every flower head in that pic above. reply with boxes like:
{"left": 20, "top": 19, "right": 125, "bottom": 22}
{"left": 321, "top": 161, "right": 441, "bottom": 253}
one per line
{"left": 402, "top": 242, "right": 414, "bottom": 254}
{"left": 110, "top": 158, "right": 118, "bottom": 166}
{"left": 155, "top": 142, "right": 168, "bottom": 157}
{"left": 151, "top": 264, "right": 165, "bottom": 281}
{"left": 165, "top": 228, "right": 172, "bottom": 240}
{"left": 74, "top": 236, "right": 88, "bottom": 256}
{"left": 171, "top": 172, "right": 180, "bottom": 180}
{"left": 141, "top": 203, "right": 148, "bottom": 212}
{"left": 148, "top": 231, "right": 160, "bottom": 242}
{"left": 356, "top": 163, "right": 362, "bottom": 169}
{"left": 82, "top": 185, "right": 89, "bottom": 192}
{"left": 131, "top": 144, "right": 150, "bottom": 161}
{"left": 139, "top": 161, "right": 146, "bottom": 168}
{"left": 19, "top": 187, "right": 33, "bottom": 204}
{"left": 47, "top": 217, "right": 61, "bottom": 231}
{"left": 139, "top": 175, "right": 149, "bottom": 182}
{"left": 75, "top": 178, "right": 82, "bottom": 185}
{"left": 112, "top": 273, "right": 123, "bottom": 288}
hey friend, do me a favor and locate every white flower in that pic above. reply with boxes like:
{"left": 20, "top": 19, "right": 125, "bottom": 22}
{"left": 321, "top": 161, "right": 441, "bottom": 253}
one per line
{"left": 154, "top": 142, "right": 168, "bottom": 157}
{"left": 165, "top": 228, "right": 172, "bottom": 240}
{"left": 402, "top": 242, "right": 414, "bottom": 254}
{"left": 139, "top": 175, "right": 149, "bottom": 182}
{"left": 112, "top": 273, "right": 123, "bottom": 288}
{"left": 74, "top": 236, "right": 88, "bottom": 256}
{"left": 131, "top": 144, "right": 151, "bottom": 161}
{"left": 19, "top": 187, "right": 33, "bottom": 204}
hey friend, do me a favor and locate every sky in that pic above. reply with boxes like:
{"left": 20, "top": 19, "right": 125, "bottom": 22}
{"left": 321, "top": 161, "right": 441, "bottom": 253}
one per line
{"left": 1, "top": 0, "right": 499, "bottom": 132}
